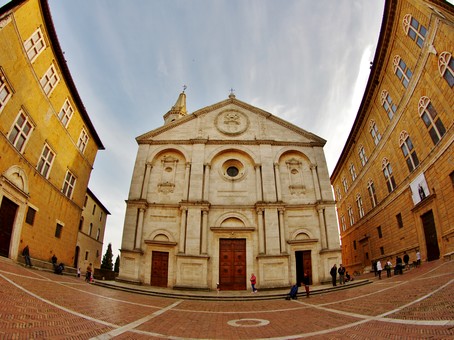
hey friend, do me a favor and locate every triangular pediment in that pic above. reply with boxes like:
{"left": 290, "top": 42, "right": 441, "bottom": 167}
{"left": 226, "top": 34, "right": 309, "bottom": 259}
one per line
{"left": 136, "top": 96, "right": 325, "bottom": 146}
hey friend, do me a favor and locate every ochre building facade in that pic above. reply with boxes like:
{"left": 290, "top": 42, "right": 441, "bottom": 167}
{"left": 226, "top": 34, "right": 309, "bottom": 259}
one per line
{"left": 0, "top": 0, "right": 104, "bottom": 267}
{"left": 118, "top": 92, "right": 341, "bottom": 290}
{"left": 331, "top": 0, "right": 453, "bottom": 273}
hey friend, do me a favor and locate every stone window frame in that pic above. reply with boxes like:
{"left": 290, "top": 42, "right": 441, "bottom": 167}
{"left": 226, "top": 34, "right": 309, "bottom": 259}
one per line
{"left": 418, "top": 96, "right": 446, "bottom": 145}
{"left": 380, "top": 90, "right": 397, "bottom": 120}
{"left": 58, "top": 98, "right": 74, "bottom": 128}
{"left": 40, "top": 63, "right": 60, "bottom": 96}
{"left": 393, "top": 55, "right": 412, "bottom": 88}
{"left": 24, "top": 27, "right": 46, "bottom": 62}
{"left": 369, "top": 120, "right": 381, "bottom": 145}
{"left": 62, "top": 169, "right": 76, "bottom": 199}
{"left": 382, "top": 158, "right": 396, "bottom": 193}
{"left": 0, "top": 68, "right": 14, "bottom": 113}
{"left": 347, "top": 205, "right": 355, "bottom": 226}
{"left": 402, "top": 14, "right": 427, "bottom": 48}
{"left": 367, "top": 180, "right": 378, "bottom": 208}
{"left": 399, "top": 130, "right": 419, "bottom": 173}
{"left": 438, "top": 51, "right": 453, "bottom": 87}
{"left": 8, "top": 108, "right": 34, "bottom": 153}
{"left": 349, "top": 163, "right": 357, "bottom": 182}
{"left": 37, "top": 143, "right": 56, "bottom": 179}
{"left": 358, "top": 145, "right": 368, "bottom": 167}
{"left": 356, "top": 193, "right": 365, "bottom": 219}
{"left": 77, "top": 128, "right": 89, "bottom": 154}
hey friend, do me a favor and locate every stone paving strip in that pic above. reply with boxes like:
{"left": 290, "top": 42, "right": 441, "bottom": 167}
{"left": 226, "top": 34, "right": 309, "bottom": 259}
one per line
{"left": 0, "top": 258, "right": 453, "bottom": 339}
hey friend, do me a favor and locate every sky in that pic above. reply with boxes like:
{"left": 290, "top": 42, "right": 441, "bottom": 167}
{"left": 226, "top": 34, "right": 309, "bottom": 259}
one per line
{"left": 2, "top": 0, "right": 389, "bottom": 260}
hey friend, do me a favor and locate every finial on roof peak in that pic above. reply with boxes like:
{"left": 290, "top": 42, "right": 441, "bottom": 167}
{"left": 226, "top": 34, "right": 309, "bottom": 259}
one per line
{"left": 229, "top": 88, "right": 236, "bottom": 99}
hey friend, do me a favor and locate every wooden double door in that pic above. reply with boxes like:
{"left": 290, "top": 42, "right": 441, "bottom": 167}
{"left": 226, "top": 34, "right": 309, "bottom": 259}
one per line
{"left": 150, "top": 251, "right": 169, "bottom": 287}
{"left": 219, "top": 239, "right": 246, "bottom": 290}
{"left": 295, "top": 250, "right": 312, "bottom": 286}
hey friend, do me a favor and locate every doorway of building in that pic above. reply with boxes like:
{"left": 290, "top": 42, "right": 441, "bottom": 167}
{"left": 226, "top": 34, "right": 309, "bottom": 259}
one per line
{"left": 74, "top": 246, "right": 80, "bottom": 269}
{"left": 219, "top": 238, "right": 246, "bottom": 290}
{"left": 150, "top": 251, "right": 169, "bottom": 287}
{"left": 0, "top": 197, "right": 18, "bottom": 257}
{"left": 295, "top": 250, "right": 312, "bottom": 286}
{"left": 421, "top": 210, "right": 440, "bottom": 261}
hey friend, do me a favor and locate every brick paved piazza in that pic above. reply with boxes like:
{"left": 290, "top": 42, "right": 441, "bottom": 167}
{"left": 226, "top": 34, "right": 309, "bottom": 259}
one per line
{"left": 0, "top": 257, "right": 453, "bottom": 339}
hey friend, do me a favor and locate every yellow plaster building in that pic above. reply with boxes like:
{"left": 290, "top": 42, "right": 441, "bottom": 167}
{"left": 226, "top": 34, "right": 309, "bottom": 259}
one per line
{"left": 0, "top": 0, "right": 105, "bottom": 267}
{"left": 77, "top": 188, "right": 110, "bottom": 272}
{"left": 331, "top": 0, "right": 453, "bottom": 273}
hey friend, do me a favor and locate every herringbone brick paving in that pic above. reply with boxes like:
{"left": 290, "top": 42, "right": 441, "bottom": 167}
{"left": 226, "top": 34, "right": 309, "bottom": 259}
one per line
{"left": 0, "top": 257, "right": 453, "bottom": 339}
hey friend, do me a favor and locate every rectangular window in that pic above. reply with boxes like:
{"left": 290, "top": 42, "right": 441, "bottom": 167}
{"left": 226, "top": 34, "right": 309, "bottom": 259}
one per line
{"left": 0, "top": 70, "right": 13, "bottom": 112}
{"left": 377, "top": 226, "right": 382, "bottom": 238}
{"left": 341, "top": 215, "right": 346, "bottom": 231}
{"left": 396, "top": 213, "right": 404, "bottom": 229}
{"left": 380, "top": 246, "right": 385, "bottom": 255}
{"left": 84, "top": 195, "right": 88, "bottom": 207}
{"left": 55, "top": 223, "right": 63, "bottom": 238}
{"left": 58, "top": 99, "right": 74, "bottom": 128}
{"left": 24, "top": 28, "right": 46, "bottom": 62}
{"left": 25, "top": 206, "right": 36, "bottom": 225}
{"left": 96, "top": 228, "right": 100, "bottom": 241}
{"left": 353, "top": 240, "right": 357, "bottom": 250}
{"left": 62, "top": 170, "right": 76, "bottom": 199}
{"left": 8, "top": 110, "right": 33, "bottom": 152}
{"left": 37, "top": 144, "right": 55, "bottom": 179}
{"left": 85, "top": 251, "right": 89, "bottom": 261}
{"left": 92, "top": 204, "right": 96, "bottom": 215}
{"left": 77, "top": 128, "right": 89, "bottom": 153}
{"left": 99, "top": 211, "right": 103, "bottom": 222}
{"left": 40, "top": 64, "right": 59, "bottom": 96}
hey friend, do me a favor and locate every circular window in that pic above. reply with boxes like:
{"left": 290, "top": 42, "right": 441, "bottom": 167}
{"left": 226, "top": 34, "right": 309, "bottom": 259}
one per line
{"left": 220, "top": 159, "right": 245, "bottom": 181}
{"left": 226, "top": 166, "right": 239, "bottom": 177}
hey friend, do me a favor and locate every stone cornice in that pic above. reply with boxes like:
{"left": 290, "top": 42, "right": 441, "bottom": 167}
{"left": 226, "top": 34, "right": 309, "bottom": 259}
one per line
{"left": 138, "top": 138, "right": 324, "bottom": 148}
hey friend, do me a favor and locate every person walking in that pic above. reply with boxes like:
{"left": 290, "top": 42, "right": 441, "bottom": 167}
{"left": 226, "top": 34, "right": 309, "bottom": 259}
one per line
{"left": 338, "top": 264, "right": 346, "bottom": 285}
{"left": 403, "top": 252, "right": 410, "bottom": 270}
{"left": 85, "top": 263, "right": 93, "bottom": 283}
{"left": 302, "top": 271, "right": 310, "bottom": 298}
{"left": 250, "top": 273, "right": 258, "bottom": 293}
{"left": 385, "top": 258, "right": 393, "bottom": 278}
{"left": 330, "top": 264, "right": 337, "bottom": 286}
{"left": 376, "top": 260, "right": 383, "bottom": 279}
{"left": 22, "top": 245, "right": 32, "bottom": 267}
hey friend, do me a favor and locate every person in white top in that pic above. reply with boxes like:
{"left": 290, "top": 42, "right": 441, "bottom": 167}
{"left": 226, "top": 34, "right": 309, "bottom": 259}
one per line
{"left": 376, "top": 260, "right": 383, "bottom": 279}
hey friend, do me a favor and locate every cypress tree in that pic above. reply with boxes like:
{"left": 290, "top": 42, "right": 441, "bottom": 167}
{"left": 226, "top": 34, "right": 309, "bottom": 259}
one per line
{"left": 101, "top": 243, "right": 113, "bottom": 270}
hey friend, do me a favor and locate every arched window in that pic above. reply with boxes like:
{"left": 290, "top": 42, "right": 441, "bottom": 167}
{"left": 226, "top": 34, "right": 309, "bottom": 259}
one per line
{"left": 349, "top": 163, "right": 357, "bottom": 181}
{"left": 356, "top": 194, "right": 364, "bottom": 218}
{"left": 369, "top": 120, "right": 381, "bottom": 145}
{"left": 336, "top": 187, "right": 342, "bottom": 201}
{"left": 88, "top": 223, "right": 93, "bottom": 236}
{"left": 341, "top": 215, "right": 346, "bottom": 231}
{"left": 381, "top": 90, "right": 397, "bottom": 120}
{"left": 342, "top": 177, "right": 349, "bottom": 193}
{"left": 399, "top": 131, "right": 419, "bottom": 172}
{"left": 403, "top": 14, "right": 427, "bottom": 48}
{"left": 393, "top": 55, "right": 412, "bottom": 88}
{"left": 367, "top": 180, "right": 377, "bottom": 208}
{"left": 358, "top": 145, "right": 368, "bottom": 166}
{"left": 347, "top": 205, "right": 355, "bottom": 226}
{"left": 418, "top": 96, "right": 446, "bottom": 145}
{"left": 382, "top": 158, "right": 396, "bottom": 193}
{"left": 438, "top": 51, "right": 454, "bottom": 87}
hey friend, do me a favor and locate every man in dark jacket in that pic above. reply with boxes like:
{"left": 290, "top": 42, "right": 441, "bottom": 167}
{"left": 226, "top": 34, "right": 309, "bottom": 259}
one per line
{"left": 330, "top": 264, "right": 337, "bottom": 286}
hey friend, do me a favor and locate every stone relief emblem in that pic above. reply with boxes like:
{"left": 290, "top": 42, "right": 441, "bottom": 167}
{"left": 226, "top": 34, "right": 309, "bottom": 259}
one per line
{"left": 215, "top": 109, "right": 249, "bottom": 136}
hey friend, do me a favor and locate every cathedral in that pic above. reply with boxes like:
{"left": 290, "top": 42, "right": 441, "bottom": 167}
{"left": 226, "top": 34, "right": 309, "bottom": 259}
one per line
{"left": 118, "top": 92, "right": 341, "bottom": 290}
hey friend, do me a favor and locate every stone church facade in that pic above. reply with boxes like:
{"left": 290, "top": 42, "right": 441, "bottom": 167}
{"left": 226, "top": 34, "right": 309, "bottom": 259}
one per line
{"left": 118, "top": 92, "right": 341, "bottom": 290}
